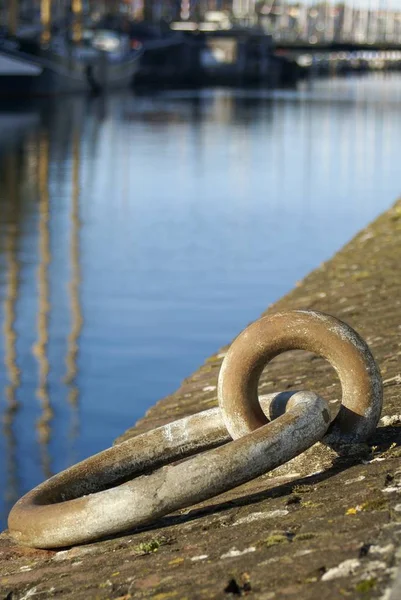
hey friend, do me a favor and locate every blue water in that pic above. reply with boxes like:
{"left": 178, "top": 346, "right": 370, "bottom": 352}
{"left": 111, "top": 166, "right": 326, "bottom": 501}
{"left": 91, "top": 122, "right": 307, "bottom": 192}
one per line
{"left": 0, "top": 73, "right": 401, "bottom": 528}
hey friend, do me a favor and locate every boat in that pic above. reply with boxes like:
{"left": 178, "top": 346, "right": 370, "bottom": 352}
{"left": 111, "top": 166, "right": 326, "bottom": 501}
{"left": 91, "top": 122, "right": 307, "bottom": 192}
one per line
{"left": 0, "top": 30, "right": 142, "bottom": 96}
{"left": 0, "top": 2, "right": 142, "bottom": 96}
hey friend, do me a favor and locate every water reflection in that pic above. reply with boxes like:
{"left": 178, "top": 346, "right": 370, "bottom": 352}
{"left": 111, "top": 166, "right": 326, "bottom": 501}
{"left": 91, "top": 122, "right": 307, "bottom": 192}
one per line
{"left": 33, "top": 133, "right": 53, "bottom": 479}
{"left": 64, "top": 131, "right": 83, "bottom": 463}
{"left": 2, "top": 153, "right": 21, "bottom": 512}
{"left": 0, "top": 75, "right": 401, "bottom": 528}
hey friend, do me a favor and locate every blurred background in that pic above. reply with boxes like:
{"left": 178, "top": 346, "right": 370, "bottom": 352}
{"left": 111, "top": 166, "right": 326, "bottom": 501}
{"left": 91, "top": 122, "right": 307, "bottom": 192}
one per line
{"left": 0, "top": 0, "right": 401, "bottom": 529}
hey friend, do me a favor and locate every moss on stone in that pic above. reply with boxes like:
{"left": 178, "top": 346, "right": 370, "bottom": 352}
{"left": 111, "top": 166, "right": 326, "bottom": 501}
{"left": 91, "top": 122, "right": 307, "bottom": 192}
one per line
{"left": 135, "top": 539, "right": 163, "bottom": 555}
{"left": 355, "top": 578, "right": 377, "bottom": 593}
{"left": 264, "top": 533, "right": 290, "bottom": 547}
{"left": 361, "top": 498, "right": 388, "bottom": 512}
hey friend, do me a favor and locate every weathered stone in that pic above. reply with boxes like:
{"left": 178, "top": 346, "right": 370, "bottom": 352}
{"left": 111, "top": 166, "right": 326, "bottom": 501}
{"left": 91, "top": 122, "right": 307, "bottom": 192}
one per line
{"left": 1, "top": 198, "right": 401, "bottom": 598}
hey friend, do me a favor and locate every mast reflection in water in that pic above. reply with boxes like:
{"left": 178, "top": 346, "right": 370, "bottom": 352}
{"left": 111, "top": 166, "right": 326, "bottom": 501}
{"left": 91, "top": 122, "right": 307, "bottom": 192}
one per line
{"left": 1, "top": 76, "right": 401, "bottom": 528}
{"left": 2, "top": 152, "right": 21, "bottom": 515}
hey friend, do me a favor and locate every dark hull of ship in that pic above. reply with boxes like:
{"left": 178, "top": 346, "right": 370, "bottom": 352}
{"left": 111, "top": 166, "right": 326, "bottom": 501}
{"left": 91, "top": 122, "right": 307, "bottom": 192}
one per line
{"left": 0, "top": 47, "right": 140, "bottom": 96}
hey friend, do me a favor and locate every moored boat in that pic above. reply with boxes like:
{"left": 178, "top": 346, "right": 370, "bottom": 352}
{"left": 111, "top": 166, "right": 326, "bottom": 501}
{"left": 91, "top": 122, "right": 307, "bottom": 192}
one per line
{"left": 0, "top": 31, "right": 142, "bottom": 96}
{"left": 0, "top": 1, "right": 142, "bottom": 96}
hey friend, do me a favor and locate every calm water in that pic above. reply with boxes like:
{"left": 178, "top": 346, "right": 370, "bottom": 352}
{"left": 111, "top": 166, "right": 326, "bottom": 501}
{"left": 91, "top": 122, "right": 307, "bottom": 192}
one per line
{"left": 0, "top": 73, "right": 401, "bottom": 528}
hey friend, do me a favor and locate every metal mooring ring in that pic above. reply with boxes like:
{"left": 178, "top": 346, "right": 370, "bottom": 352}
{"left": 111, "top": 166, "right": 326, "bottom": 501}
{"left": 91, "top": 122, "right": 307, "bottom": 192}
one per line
{"left": 8, "top": 391, "right": 330, "bottom": 548}
{"left": 218, "top": 310, "right": 382, "bottom": 443}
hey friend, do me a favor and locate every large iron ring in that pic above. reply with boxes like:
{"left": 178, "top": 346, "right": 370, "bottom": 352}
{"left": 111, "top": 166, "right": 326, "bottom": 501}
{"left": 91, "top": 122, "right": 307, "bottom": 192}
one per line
{"left": 8, "top": 391, "right": 329, "bottom": 548}
{"left": 218, "top": 310, "right": 382, "bottom": 443}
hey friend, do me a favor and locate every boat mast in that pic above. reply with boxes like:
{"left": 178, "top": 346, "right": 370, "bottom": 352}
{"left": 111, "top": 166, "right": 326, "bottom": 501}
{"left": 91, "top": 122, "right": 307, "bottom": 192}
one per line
{"left": 71, "top": 0, "right": 83, "bottom": 42}
{"left": 7, "top": 0, "right": 18, "bottom": 36}
{"left": 40, "top": 0, "right": 51, "bottom": 44}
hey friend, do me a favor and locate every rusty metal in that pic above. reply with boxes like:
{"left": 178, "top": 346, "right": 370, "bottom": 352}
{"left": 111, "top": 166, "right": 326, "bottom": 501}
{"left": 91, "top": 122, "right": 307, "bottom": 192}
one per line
{"left": 8, "top": 309, "right": 382, "bottom": 549}
{"left": 8, "top": 391, "right": 329, "bottom": 548}
{"left": 218, "top": 310, "right": 382, "bottom": 444}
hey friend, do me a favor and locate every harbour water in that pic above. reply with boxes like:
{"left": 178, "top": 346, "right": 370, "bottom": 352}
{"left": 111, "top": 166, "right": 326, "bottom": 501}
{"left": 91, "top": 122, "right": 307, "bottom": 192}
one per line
{"left": 0, "top": 73, "right": 400, "bottom": 529}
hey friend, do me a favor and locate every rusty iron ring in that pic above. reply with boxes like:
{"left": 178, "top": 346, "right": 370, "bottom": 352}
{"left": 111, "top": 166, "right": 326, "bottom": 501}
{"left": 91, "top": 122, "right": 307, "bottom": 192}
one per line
{"left": 8, "top": 391, "right": 330, "bottom": 548}
{"left": 218, "top": 310, "right": 382, "bottom": 444}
